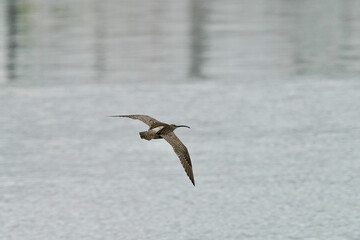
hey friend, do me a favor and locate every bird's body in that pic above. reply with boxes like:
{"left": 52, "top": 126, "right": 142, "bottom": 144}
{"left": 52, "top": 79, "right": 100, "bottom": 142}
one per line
{"left": 110, "top": 114, "right": 195, "bottom": 186}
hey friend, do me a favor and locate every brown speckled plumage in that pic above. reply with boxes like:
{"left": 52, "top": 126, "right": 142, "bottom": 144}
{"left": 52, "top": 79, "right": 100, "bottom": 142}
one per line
{"left": 110, "top": 114, "right": 195, "bottom": 186}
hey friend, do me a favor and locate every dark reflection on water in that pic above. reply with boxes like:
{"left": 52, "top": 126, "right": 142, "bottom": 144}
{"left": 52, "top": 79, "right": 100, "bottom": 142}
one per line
{"left": 1, "top": 0, "right": 360, "bottom": 84}
{"left": 189, "top": 0, "right": 207, "bottom": 79}
{"left": 6, "top": 0, "right": 17, "bottom": 81}
{"left": 93, "top": 1, "right": 107, "bottom": 82}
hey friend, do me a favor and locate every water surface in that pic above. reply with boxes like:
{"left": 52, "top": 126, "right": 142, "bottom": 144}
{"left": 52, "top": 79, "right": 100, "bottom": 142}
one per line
{"left": 1, "top": 0, "right": 360, "bottom": 84}
{"left": 1, "top": 1, "right": 360, "bottom": 240}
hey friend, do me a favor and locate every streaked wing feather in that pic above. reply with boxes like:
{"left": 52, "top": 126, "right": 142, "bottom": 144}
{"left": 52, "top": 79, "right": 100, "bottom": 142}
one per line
{"left": 161, "top": 132, "right": 195, "bottom": 185}
{"left": 111, "top": 115, "right": 161, "bottom": 127}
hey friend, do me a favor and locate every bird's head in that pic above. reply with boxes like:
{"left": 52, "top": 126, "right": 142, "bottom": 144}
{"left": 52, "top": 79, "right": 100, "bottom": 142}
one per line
{"left": 171, "top": 124, "right": 190, "bottom": 129}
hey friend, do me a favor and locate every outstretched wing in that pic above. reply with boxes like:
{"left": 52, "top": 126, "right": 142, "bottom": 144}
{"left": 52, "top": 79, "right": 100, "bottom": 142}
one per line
{"left": 109, "top": 114, "right": 161, "bottom": 127}
{"left": 161, "top": 132, "right": 195, "bottom": 186}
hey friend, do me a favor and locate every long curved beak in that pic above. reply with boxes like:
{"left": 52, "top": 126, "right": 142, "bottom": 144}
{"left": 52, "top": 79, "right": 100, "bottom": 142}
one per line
{"left": 176, "top": 125, "right": 190, "bottom": 129}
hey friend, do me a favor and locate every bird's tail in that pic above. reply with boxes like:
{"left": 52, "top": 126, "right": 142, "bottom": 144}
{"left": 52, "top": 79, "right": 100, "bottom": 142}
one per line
{"left": 139, "top": 131, "right": 152, "bottom": 141}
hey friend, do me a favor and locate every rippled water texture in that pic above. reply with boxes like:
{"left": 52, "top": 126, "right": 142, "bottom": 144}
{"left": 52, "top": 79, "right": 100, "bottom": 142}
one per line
{"left": 1, "top": 1, "right": 360, "bottom": 240}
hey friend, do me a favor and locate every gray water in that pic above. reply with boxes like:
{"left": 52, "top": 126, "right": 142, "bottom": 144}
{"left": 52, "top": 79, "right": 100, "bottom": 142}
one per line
{"left": 1, "top": 1, "right": 360, "bottom": 240}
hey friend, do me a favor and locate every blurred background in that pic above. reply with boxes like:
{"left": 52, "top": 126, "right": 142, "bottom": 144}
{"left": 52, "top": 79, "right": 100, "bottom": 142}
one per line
{"left": 1, "top": 1, "right": 360, "bottom": 240}
{"left": 1, "top": 0, "right": 360, "bottom": 84}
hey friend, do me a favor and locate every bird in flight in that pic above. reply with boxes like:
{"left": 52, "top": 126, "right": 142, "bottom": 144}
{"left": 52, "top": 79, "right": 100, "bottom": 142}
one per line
{"left": 109, "top": 114, "right": 195, "bottom": 186}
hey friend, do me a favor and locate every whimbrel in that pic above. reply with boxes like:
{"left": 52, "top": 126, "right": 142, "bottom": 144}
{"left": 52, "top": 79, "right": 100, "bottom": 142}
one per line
{"left": 110, "top": 114, "right": 195, "bottom": 186}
